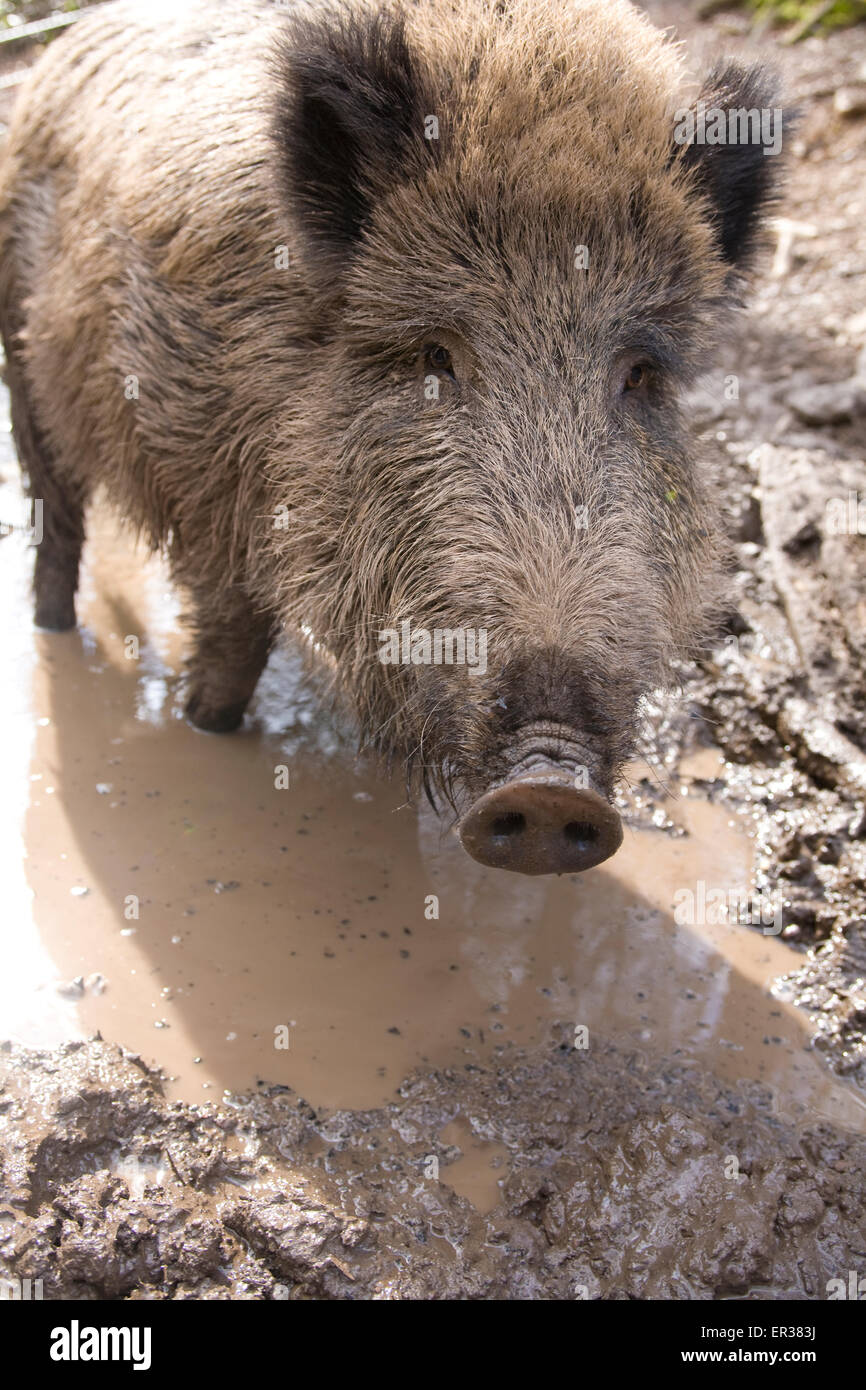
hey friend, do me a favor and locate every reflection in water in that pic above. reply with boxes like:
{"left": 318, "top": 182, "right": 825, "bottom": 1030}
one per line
{"left": 1, "top": 502, "right": 865, "bottom": 1141}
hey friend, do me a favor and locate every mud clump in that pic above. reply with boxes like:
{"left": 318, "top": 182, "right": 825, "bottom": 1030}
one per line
{"left": 1, "top": 1037, "right": 864, "bottom": 1301}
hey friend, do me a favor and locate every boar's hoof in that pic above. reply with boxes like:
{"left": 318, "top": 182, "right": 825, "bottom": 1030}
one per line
{"left": 34, "top": 597, "right": 77, "bottom": 632}
{"left": 184, "top": 691, "right": 248, "bottom": 734}
{"left": 459, "top": 772, "right": 622, "bottom": 876}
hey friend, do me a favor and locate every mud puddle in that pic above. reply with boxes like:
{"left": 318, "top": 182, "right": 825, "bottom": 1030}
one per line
{"left": 2, "top": 499, "right": 865, "bottom": 1164}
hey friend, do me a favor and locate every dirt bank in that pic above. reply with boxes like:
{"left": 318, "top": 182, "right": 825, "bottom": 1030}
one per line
{"left": 2, "top": 1034, "right": 865, "bottom": 1300}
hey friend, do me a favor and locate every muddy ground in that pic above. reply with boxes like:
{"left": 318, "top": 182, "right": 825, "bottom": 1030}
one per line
{"left": 1, "top": 2, "right": 865, "bottom": 1301}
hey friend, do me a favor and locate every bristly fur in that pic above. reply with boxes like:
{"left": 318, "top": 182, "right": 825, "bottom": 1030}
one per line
{"left": 0, "top": 0, "right": 790, "bottom": 809}
{"left": 273, "top": 5, "right": 440, "bottom": 267}
{"left": 679, "top": 62, "right": 786, "bottom": 270}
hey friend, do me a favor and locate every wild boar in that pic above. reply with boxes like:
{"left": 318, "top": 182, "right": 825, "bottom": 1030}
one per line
{"left": 0, "top": 0, "right": 786, "bottom": 873}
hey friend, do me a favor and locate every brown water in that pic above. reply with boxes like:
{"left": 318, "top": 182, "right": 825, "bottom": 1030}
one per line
{"left": 2, "top": 500, "right": 865, "bottom": 1199}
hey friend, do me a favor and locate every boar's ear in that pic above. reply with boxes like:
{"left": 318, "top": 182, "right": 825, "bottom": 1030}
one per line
{"left": 274, "top": 8, "right": 436, "bottom": 266}
{"left": 675, "top": 63, "right": 788, "bottom": 269}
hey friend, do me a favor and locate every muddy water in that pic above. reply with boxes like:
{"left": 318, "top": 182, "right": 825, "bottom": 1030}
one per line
{"left": 2, "top": 495, "right": 866, "bottom": 1216}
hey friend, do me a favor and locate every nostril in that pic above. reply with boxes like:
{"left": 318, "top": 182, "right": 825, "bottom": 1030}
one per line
{"left": 490, "top": 811, "right": 526, "bottom": 838}
{"left": 564, "top": 821, "right": 600, "bottom": 844}
{"left": 459, "top": 773, "right": 623, "bottom": 876}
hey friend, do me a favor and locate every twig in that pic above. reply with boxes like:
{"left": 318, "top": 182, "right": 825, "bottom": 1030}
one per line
{"left": 696, "top": 0, "right": 734, "bottom": 17}
{"left": 783, "top": 0, "right": 836, "bottom": 44}
{"left": 0, "top": 12, "right": 80, "bottom": 51}
{"left": 163, "top": 1147, "right": 187, "bottom": 1185}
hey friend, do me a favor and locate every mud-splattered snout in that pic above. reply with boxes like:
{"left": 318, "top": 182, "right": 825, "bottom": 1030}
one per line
{"left": 458, "top": 762, "right": 623, "bottom": 876}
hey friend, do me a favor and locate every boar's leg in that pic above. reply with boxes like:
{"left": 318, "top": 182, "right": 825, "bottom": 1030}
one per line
{"left": 31, "top": 476, "right": 85, "bottom": 633}
{"left": 183, "top": 593, "right": 277, "bottom": 734}
{"left": 1, "top": 305, "right": 85, "bottom": 631}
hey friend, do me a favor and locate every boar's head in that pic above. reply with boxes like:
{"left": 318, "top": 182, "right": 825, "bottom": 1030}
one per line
{"left": 266, "top": 0, "right": 787, "bottom": 874}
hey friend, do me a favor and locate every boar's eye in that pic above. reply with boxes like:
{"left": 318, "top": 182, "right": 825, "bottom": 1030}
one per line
{"left": 426, "top": 344, "right": 456, "bottom": 379}
{"left": 622, "top": 362, "right": 652, "bottom": 393}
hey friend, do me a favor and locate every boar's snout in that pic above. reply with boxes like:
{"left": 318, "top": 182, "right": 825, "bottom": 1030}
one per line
{"left": 459, "top": 767, "right": 622, "bottom": 876}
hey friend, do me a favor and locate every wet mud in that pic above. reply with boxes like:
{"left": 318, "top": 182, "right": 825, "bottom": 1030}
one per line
{"left": 3, "top": 1033, "right": 866, "bottom": 1300}
{"left": 2, "top": 1, "right": 866, "bottom": 1300}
